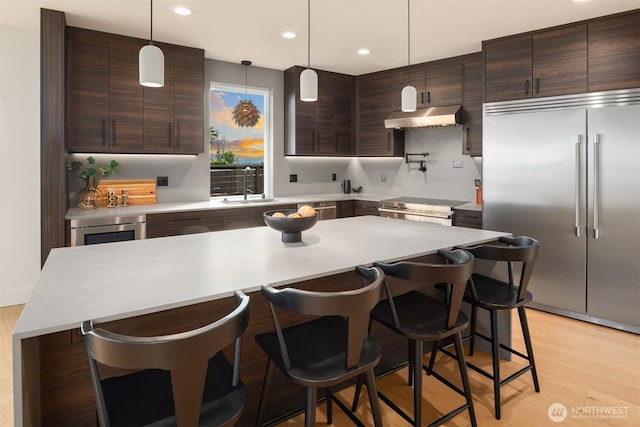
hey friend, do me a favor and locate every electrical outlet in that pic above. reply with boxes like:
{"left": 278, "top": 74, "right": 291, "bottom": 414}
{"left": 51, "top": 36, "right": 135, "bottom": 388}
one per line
{"left": 381, "top": 173, "right": 386, "bottom": 182}
{"left": 289, "top": 174, "right": 297, "bottom": 183}
{"left": 157, "top": 176, "right": 169, "bottom": 186}
{"left": 332, "top": 173, "right": 337, "bottom": 181}
{"left": 453, "top": 160, "right": 464, "bottom": 169}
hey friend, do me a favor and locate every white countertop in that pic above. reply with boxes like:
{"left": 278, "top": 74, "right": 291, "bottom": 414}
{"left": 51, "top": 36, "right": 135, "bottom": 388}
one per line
{"left": 65, "top": 192, "right": 387, "bottom": 220}
{"left": 14, "top": 216, "right": 505, "bottom": 340}
{"left": 65, "top": 193, "right": 479, "bottom": 220}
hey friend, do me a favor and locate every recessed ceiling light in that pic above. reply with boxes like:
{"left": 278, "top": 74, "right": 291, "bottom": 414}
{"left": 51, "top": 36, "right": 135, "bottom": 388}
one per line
{"left": 282, "top": 31, "right": 297, "bottom": 39}
{"left": 173, "top": 6, "right": 193, "bottom": 16}
{"left": 357, "top": 48, "right": 370, "bottom": 55}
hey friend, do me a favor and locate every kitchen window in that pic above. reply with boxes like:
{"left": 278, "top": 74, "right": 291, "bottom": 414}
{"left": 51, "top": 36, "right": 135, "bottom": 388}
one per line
{"left": 209, "top": 83, "right": 271, "bottom": 197}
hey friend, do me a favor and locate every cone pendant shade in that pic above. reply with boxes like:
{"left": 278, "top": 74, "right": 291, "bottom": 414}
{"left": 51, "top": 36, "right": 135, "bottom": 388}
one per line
{"left": 300, "top": 68, "right": 318, "bottom": 102}
{"left": 139, "top": 44, "right": 164, "bottom": 87}
{"left": 401, "top": 85, "right": 417, "bottom": 112}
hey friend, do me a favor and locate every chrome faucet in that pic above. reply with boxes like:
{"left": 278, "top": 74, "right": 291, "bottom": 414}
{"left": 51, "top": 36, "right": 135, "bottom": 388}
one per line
{"left": 243, "top": 167, "right": 253, "bottom": 200}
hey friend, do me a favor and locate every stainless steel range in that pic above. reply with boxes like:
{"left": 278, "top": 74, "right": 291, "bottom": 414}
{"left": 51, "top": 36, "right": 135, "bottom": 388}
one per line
{"left": 378, "top": 197, "right": 468, "bottom": 226}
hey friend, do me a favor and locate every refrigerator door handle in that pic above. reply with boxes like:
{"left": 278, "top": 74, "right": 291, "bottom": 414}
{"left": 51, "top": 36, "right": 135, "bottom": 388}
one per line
{"left": 575, "top": 136, "right": 582, "bottom": 237}
{"left": 593, "top": 133, "right": 600, "bottom": 239}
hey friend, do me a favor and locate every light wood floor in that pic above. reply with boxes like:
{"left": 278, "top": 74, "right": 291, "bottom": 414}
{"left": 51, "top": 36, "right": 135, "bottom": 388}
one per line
{"left": 1, "top": 305, "right": 638, "bottom": 426}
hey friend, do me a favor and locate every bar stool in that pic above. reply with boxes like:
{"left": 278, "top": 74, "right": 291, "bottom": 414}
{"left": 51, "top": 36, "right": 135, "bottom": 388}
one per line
{"left": 353, "top": 249, "right": 477, "bottom": 427}
{"left": 81, "top": 291, "right": 249, "bottom": 427}
{"left": 255, "top": 266, "right": 385, "bottom": 427}
{"left": 432, "top": 236, "right": 540, "bottom": 419}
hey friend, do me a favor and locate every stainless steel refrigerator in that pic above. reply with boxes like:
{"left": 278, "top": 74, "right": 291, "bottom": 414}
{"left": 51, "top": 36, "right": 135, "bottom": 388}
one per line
{"left": 482, "top": 89, "right": 640, "bottom": 333}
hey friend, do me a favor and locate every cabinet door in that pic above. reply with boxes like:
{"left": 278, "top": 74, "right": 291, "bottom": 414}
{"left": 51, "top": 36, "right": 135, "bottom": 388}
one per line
{"left": 144, "top": 45, "right": 176, "bottom": 152}
{"left": 146, "top": 210, "right": 224, "bottom": 238}
{"left": 109, "top": 40, "right": 144, "bottom": 152}
{"left": 174, "top": 46, "right": 204, "bottom": 154}
{"left": 533, "top": 24, "right": 587, "bottom": 97}
{"left": 357, "top": 72, "right": 404, "bottom": 156}
{"left": 588, "top": 11, "right": 640, "bottom": 92}
{"left": 484, "top": 34, "right": 532, "bottom": 102}
{"left": 337, "top": 200, "right": 355, "bottom": 218}
{"left": 463, "top": 59, "right": 482, "bottom": 156}
{"left": 355, "top": 200, "right": 380, "bottom": 216}
{"left": 223, "top": 204, "right": 296, "bottom": 230}
{"left": 425, "top": 64, "right": 462, "bottom": 106}
{"left": 66, "top": 30, "right": 110, "bottom": 152}
{"left": 330, "top": 73, "right": 354, "bottom": 155}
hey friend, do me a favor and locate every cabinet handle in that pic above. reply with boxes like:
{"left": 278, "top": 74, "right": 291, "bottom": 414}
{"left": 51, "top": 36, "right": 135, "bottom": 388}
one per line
{"left": 421, "top": 92, "right": 425, "bottom": 104}
{"left": 334, "top": 133, "right": 338, "bottom": 152}
{"left": 524, "top": 79, "right": 530, "bottom": 95}
{"left": 176, "top": 121, "right": 181, "bottom": 148}
{"left": 427, "top": 91, "right": 431, "bottom": 104}
{"left": 465, "top": 126, "right": 470, "bottom": 153}
{"left": 574, "top": 135, "right": 582, "bottom": 237}
{"left": 101, "top": 119, "right": 107, "bottom": 147}
{"left": 316, "top": 131, "right": 320, "bottom": 151}
{"left": 535, "top": 78, "right": 540, "bottom": 94}
{"left": 168, "top": 122, "right": 173, "bottom": 148}
{"left": 592, "top": 133, "right": 600, "bottom": 239}
{"left": 311, "top": 130, "right": 316, "bottom": 152}
{"left": 111, "top": 120, "right": 116, "bottom": 147}
{"left": 387, "top": 132, "right": 391, "bottom": 152}
{"left": 171, "top": 217, "right": 202, "bottom": 223}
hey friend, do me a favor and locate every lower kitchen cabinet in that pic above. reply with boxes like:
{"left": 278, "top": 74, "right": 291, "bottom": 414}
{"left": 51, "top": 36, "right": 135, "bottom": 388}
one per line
{"left": 355, "top": 200, "right": 380, "bottom": 216}
{"left": 146, "top": 210, "right": 224, "bottom": 238}
{"left": 222, "top": 204, "right": 296, "bottom": 230}
{"left": 337, "top": 200, "right": 355, "bottom": 218}
{"left": 146, "top": 204, "right": 296, "bottom": 238}
{"left": 453, "top": 209, "right": 482, "bottom": 229}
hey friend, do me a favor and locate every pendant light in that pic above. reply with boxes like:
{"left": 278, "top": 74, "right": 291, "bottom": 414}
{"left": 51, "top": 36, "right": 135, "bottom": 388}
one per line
{"left": 139, "top": 0, "right": 164, "bottom": 87}
{"left": 300, "top": 0, "right": 318, "bottom": 102}
{"left": 401, "top": 0, "right": 417, "bottom": 112}
{"left": 232, "top": 61, "right": 261, "bottom": 127}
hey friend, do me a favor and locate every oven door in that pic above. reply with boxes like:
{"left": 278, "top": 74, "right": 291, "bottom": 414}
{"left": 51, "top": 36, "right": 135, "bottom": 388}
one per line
{"left": 378, "top": 208, "right": 453, "bottom": 226}
{"left": 70, "top": 215, "right": 146, "bottom": 246}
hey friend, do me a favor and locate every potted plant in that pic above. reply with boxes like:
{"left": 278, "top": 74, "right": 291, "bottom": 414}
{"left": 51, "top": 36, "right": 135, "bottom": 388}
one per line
{"left": 66, "top": 157, "right": 119, "bottom": 209}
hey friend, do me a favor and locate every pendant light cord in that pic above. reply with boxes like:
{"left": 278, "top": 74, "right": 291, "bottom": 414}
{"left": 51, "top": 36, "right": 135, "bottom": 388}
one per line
{"left": 407, "top": 0, "right": 411, "bottom": 83}
{"left": 150, "top": 0, "right": 154, "bottom": 44}
{"left": 307, "top": 0, "right": 311, "bottom": 69}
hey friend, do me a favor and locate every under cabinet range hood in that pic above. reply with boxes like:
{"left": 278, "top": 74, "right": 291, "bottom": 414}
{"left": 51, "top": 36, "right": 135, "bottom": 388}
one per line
{"left": 384, "top": 105, "right": 463, "bottom": 129}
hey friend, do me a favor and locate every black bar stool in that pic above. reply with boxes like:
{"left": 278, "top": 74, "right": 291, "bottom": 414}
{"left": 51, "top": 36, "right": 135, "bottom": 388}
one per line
{"left": 81, "top": 291, "right": 250, "bottom": 427}
{"left": 353, "top": 249, "right": 477, "bottom": 427}
{"left": 255, "top": 265, "right": 385, "bottom": 427}
{"left": 432, "top": 236, "right": 540, "bottom": 419}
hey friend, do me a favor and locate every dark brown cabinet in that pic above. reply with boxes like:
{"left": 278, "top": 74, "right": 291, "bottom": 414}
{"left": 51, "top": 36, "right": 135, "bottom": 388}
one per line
{"left": 146, "top": 204, "right": 297, "bottom": 238}
{"left": 484, "top": 25, "right": 587, "bottom": 102}
{"left": 284, "top": 67, "right": 354, "bottom": 156}
{"left": 355, "top": 200, "right": 380, "bottom": 216}
{"left": 337, "top": 200, "right": 355, "bottom": 218}
{"left": 392, "top": 64, "right": 462, "bottom": 111}
{"left": 144, "top": 43, "right": 205, "bottom": 154}
{"left": 462, "top": 56, "right": 482, "bottom": 156}
{"left": 356, "top": 71, "right": 404, "bottom": 156}
{"left": 66, "top": 27, "right": 204, "bottom": 155}
{"left": 146, "top": 210, "right": 224, "bottom": 238}
{"left": 588, "top": 11, "right": 640, "bottom": 92}
{"left": 66, "top": 28, "right": 143, "bottom": 153}
{"left": 453, "top": 209, "right": 482, "bottom": 229}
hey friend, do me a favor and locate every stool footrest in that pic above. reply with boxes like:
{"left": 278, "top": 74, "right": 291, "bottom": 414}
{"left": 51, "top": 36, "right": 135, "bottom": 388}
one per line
{"left": 424, "top": 365, "right": 466, "bottom": 397}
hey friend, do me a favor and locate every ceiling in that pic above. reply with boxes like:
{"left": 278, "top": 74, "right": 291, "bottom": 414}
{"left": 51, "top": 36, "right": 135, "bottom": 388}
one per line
{"left": 3, "top": 0, "right": 639, "bottom": 75}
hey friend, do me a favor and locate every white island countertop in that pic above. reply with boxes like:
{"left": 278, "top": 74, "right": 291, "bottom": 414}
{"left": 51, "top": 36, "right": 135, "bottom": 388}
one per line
{"left": 14, "top": 216, "right": 505, "bottom": 339}
{"left": 13, "top": 216, "right": 507, "bottom": 425}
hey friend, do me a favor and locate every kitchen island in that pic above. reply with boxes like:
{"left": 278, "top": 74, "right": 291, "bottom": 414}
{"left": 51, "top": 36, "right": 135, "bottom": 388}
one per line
{"left": 13, "top": 216, "right": 509, "bottom": 425}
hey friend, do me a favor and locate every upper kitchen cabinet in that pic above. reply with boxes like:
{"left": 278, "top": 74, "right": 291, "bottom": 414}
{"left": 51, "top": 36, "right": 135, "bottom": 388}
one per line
{"left": 462, "top": 55, "right": 482, "bottom": 156}
{"left": 588, "top": 11, "right": 640, "bottom": 92}
{"left": 391, "top": 63, "right": 463, "bottom": 111}
{"left": 143, "top": 43, "right": 204, "bottom": 154}
{"left": 484, "top": 24, "right": 587, "bottom": 102}
{"left": 284, "top": 66, "right": 354, "bottom": 156}
{"left": 66, "top": 27, "right": 204, "bottom": 154}
{"left": 66, "top": 27, "right": 143, "bottom": 153}
{"left": 356, "top": 70, "right": 404, "bottom": 156}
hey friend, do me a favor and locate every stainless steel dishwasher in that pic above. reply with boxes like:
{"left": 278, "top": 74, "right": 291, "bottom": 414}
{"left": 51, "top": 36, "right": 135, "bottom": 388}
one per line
{"left": 297, "top": 201, "right": 337, "bottom": 220}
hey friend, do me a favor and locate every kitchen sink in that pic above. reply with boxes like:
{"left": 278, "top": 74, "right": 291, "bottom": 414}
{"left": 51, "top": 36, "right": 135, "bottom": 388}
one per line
{"left": 220, "top": 196, "right": 278, "bottom": 204}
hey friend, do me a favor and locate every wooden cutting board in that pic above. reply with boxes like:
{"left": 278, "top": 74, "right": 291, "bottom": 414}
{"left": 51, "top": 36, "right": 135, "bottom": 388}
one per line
{"left": 96, "top": 179, "right": 157, "bottom": 207}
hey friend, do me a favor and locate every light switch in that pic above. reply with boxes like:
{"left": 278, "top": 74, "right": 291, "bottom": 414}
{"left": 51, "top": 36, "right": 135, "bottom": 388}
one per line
{"left": 453, "top": 160, "right": 464, "bottom": 168}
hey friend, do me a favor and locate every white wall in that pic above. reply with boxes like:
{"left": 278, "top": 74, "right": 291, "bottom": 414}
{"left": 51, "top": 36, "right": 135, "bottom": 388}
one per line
{"left": 0, "top": 2, "right": 42, "bottom": 306}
